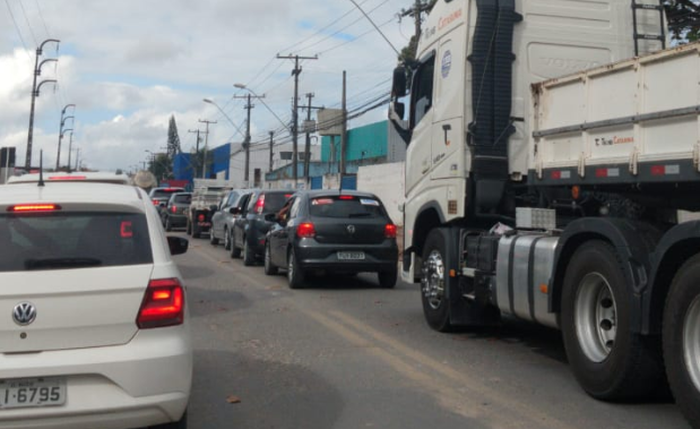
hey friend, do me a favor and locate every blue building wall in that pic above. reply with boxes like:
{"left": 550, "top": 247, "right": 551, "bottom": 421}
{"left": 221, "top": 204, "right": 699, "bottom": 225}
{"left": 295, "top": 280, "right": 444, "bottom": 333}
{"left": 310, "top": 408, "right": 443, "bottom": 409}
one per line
{"left": 172, "top": 143, "right": 230, "bottom": 182}
{"left": 321, "top": 121, "right": 388, "bottom": 163}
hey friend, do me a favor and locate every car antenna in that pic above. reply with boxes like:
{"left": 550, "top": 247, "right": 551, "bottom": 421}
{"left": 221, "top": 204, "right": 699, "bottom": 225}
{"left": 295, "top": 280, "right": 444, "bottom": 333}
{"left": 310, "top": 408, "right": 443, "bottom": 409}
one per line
{"left": 38, "top": 150, "right": 45, "bottom": 187}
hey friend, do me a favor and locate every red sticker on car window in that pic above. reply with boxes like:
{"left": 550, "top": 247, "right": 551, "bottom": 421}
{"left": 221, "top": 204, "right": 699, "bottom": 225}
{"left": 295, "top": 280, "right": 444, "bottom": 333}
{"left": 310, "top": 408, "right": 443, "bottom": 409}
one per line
{"left": 120, "top": 221, "right": 133, "bottom": 238}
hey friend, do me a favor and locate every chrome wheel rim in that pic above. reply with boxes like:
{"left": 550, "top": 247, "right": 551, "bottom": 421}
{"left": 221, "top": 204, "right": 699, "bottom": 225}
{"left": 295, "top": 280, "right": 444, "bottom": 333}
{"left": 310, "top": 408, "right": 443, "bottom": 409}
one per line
{"left": 574, "top": 273, "right": 617, "bottom": 363}
{"left": 683, "top": 295, "right": 700, "bottom": 392}
{"left": 422, "top": 250, "right": 446, "bottom": 310}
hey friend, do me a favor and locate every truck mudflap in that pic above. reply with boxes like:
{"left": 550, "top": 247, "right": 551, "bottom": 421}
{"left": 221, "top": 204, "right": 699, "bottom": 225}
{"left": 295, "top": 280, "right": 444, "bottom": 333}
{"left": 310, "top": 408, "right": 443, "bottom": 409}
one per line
{"left": 550, "top": 218, "right": 661, "bottom": 333}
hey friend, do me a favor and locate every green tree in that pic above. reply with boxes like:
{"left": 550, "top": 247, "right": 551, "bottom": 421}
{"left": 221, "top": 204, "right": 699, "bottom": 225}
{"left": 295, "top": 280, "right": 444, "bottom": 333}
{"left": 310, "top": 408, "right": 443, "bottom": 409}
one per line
{"left": 149, "top": 153, "right": 172, "bottom": 182}
{"left": 167, "top": 115, "right": 182, "bottom": 157}
{"left": 665, "top": 0, "right": 700, "bottom": 42}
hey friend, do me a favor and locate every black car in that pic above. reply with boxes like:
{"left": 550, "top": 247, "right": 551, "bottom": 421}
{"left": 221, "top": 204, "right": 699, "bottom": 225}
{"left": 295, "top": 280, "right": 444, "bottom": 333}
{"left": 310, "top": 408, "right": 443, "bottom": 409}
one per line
{"left": 162, "top": 192, "right": 192, "bottom": 231}
{"left": 264, "top": 190, "right": 398, "bottom": 289}
{"left": 230, "top": 189, "right": 293, "bottom": 265}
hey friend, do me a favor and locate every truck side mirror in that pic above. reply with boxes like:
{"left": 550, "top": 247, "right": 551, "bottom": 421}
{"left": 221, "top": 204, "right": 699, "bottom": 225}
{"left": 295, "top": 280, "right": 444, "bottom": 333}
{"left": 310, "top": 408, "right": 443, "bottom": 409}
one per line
{"left": 392, "top": 66, "right": 408, "bottom": 97}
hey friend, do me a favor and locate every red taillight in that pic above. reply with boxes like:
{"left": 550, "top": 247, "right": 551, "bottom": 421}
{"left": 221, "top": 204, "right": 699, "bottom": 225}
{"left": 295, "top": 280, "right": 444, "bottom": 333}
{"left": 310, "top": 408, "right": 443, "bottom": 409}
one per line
{"left": 297, "top": 222, "right": 316, "bottom": 238}
{"left": 137, "top": 278, "right": 184, "bottom": 329}
{"left": 48, "top": 175, "right": 86, "bottom": 181}
{"left": 197, "top": 214, "right": 205, "bottom": 222}
{"left": 255, "top": 194, "right": 266, "bottom": 214}
{"left": 152, "top": 199, "right": 160, "bottom": 206}
{"left": 8, "top": 204, "right": 61, "bottom": 212}
{"left": 171, "top": 205, "right": 178, "bottom": 214}
{"left": 385, "top": 224, "right": 397, "bottom": 239}
{"left": 339, "top": 195, "right": 354, "bottom": 200}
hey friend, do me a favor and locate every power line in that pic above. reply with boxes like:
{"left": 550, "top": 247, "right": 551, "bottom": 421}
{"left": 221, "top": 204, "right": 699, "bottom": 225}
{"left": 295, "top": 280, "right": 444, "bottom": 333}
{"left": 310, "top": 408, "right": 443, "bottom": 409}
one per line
{"left": 5, "top": 0, "right": 31, "bottom": 58}
{"left": 18, "top": 0, "right": 37, "bottom": 46}
{"left": 33, "top": 0, "right": 50, "bottom": 38}
{"left": 317, "top": 16, "right": 395, "bottom": 56}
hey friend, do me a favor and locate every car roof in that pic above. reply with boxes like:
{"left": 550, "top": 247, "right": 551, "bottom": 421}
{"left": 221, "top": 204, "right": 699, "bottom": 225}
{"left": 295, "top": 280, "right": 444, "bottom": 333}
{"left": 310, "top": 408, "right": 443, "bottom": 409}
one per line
{"left": 7, "top": 171, "right": 131, "bottom": 185}
{"left": 302, "top": 189, "right": 379, "bottom": 200}
{"left": 0, "top": 182, "right": 147, "bottom": 212}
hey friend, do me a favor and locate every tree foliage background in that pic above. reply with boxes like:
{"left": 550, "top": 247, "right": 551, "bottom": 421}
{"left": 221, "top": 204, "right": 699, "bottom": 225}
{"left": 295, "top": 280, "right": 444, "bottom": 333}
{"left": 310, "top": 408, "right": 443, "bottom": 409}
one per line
{"left": 665, "top": 0, "right": 700, "bottom": 42}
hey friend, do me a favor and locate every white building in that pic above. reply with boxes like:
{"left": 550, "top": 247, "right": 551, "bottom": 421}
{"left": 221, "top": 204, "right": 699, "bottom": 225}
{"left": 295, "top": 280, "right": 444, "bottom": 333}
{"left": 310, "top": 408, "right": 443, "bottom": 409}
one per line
{"left": 227, "top": 142, "right": 320, "bottom": 188}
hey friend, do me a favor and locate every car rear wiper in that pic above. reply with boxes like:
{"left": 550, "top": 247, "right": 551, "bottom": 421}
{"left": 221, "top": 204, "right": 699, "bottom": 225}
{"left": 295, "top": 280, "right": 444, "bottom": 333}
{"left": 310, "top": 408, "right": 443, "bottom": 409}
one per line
{"left": 348, "top": 213, "right": 372, "bottom": 218}
{"left": 24, "top": 257, "right": 103, "bottom": 270}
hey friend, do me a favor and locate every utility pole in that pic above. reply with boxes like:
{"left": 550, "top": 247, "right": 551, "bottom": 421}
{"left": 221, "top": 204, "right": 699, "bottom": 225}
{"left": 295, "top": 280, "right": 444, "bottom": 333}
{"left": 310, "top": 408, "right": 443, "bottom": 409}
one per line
{"left": 26, "top": 38, "right": 60, "bottom": 170}
{"left": 198, "top": 120, "right": 216, "bottom": 179}
{"left": 340, "top": 71, "right": 348, "bottom": 176}
{"left": 277, "top": 54, "right": 318, "bottom": 187}
{"left": 300, "top": 93, "right": 324, "bottom": 183}
{"left": 56, "top": 104, "right": 75, "bottom": 170}
{"left": 188, "top": 129, "right": 202, "bottom": 178}
{"left": 233, "top": 92, "right": 265, "bottom": 186}
{"left": 67, "top": 131, "right": 74, "bottom": 171}
{"left": 268, "top": 131, "right": 274, "bottom": 173}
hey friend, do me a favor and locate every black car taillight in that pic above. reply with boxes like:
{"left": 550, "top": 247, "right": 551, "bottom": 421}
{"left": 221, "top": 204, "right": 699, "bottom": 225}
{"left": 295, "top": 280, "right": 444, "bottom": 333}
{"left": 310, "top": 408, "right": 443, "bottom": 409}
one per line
{"left": 171, "top": 205, "right": 178, "bottom": 214}
{"left": 385, "top": 224, "right": 397, "bottom": 239}
{"left": 137, "top": 278, "right": 185, "bottom": 329}
{"left": 297, "top": 222, "right": 316, "bottom": 238}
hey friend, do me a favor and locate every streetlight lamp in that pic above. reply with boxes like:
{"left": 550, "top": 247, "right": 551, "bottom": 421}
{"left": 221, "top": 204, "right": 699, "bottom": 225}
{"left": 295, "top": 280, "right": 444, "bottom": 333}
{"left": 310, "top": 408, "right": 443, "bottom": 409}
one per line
{"left": 26, "top": 38, "right": 60, "bottom": 170}
{"left": 202, "top": 99, "right": 246, "bottom": 140}
{"left": 56, "top": 103, "right": 75, "bottom": 170}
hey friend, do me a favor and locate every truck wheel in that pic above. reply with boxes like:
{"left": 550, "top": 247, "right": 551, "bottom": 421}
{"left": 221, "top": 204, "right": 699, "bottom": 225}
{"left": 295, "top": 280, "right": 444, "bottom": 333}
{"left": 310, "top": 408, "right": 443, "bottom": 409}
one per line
{"left": 421, "top": 229, "right": 452, "bottom": 332}
{"left": 663, "top": 254, "right": 700, "bottom": 428}
{"left": 224, "top": 228, "right": 231, "bottom": 250}
{"left": 192, "top": 222, "right": 201, "bottom": 239}
{"left": 243, "top": 238, "right": 255, "bottom": 266}
{"left": 209, "top": 229, "right": 219, "bottom": 246}
{"left": 165, "top": 216, "right": 172, "bottom": 232}
{"left": 264, "top": 243, "right": 278, "bottom": 275}
{"left": 561, "top": 240, "right": 662, "bottom": 400}
{"left": 378, "top": 266, "right": 397, "bottom": 289}
{"left": 186, "top": 219, "right": 192, "bottom": 236}
{"left": 287, "top": 248, "right": 305, "bottom": 289}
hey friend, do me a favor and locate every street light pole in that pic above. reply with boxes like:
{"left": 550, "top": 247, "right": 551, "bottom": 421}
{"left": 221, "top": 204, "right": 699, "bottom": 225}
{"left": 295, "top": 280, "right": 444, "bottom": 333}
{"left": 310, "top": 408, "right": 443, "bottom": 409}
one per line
{"left": 56, "top": 104, "right": 75, "bottom": 170}
{"left": 67, "top": 131, "right": 74, "bottom": 172}
{"left": 25, "top": 38, "right": 60, "bottom": 170}
{"left": 233, "top": 92, "right": 265, "bottom": 186}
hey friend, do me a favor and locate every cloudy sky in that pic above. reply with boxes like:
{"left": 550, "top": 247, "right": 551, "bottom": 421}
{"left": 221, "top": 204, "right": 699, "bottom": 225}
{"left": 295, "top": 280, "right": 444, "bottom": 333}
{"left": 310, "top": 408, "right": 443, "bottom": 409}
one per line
{"left": 0, "top": 0, "right": 411, "bottom": 172}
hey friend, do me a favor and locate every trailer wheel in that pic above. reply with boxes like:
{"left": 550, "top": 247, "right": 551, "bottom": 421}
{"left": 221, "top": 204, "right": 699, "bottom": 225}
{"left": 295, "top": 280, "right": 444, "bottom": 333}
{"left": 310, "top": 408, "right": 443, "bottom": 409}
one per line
{"left": 420, "top": 229, "right": 452, "bottom": 332}
{"left": 663, "top": 254, "right": 700, "bottom": 428}
{"left": 186, "top": 219, "right": 192, "bottom": 236}
{"left": 562, "top": 240, "right": 662, "bottom": 400}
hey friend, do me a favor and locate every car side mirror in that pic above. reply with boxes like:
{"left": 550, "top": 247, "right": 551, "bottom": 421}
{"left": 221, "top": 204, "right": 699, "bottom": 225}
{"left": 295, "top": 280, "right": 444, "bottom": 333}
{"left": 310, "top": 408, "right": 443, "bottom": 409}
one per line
{"left": 264, "top": 213, "right": 278, "bottom": 223}
{"left": 167, "top": 236, "right": 189, "bottom": 256}
{"left": 229, "top": 207, "right": 241, "bottom": 215}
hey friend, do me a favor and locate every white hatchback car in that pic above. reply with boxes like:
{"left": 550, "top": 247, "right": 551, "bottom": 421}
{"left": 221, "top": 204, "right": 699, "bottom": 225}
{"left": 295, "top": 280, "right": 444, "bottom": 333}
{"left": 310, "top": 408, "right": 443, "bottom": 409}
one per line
{"left": 0, "top": 182, "right": 192, "bottom": 429}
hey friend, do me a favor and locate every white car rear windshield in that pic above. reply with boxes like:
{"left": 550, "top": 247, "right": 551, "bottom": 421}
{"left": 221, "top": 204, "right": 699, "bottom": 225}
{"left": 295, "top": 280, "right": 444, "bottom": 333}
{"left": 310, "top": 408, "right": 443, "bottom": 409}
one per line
{"left": 0, "top": 212, "right": 153, "bottom": 272}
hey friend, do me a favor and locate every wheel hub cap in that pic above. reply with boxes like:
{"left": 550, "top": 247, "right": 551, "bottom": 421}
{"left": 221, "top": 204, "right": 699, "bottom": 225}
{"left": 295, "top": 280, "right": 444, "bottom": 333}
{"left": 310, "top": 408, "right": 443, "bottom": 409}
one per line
{"left": 683, "top": 296, "right": 700, "bottom": 392}
{"left": 422, "top": 250, "right": 445, "bottom": 310}
{"left": 575, "top": 272, "right": 617, "bottom": 363}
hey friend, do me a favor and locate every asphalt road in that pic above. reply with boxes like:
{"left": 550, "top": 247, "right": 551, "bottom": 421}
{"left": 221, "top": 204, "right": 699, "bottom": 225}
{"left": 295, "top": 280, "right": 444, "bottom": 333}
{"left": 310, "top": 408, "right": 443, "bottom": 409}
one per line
{"left": 174, "top": 232, "right": 689, "bottom": 429}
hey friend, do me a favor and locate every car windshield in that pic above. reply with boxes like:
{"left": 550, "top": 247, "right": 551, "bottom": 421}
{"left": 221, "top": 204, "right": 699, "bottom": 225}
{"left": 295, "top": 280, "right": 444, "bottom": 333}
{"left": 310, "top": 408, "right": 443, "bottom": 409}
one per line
{"left": 152, "top": 189, "right": 182, "bottom": 199}
{"left": 309, "top": 196, "right": 384, "bottom": 219}
{"left": 0, "top": 212, "right": 153, "bottom": 272}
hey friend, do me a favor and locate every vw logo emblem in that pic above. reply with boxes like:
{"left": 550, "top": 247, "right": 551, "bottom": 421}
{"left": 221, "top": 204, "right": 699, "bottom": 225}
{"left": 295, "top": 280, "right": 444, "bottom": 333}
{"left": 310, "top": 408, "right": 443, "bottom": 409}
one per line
{"left": 346, "top": 225, "right": 356, "bottom": 234}
{"left": 12, "top": 302, "right": 36, "bottom": 326}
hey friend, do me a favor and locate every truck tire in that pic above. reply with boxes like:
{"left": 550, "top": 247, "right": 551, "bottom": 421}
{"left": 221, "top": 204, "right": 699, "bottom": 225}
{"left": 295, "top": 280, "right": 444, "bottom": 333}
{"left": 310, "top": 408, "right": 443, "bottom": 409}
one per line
{"left": 420, "top": 229, "right": 452, "bottom": 332}
{"left": 663, "top": 254, "right": 700, "bottom": 428}
{"left": 287, "top": 248, "right": 305, "bottom": 289}
{"left": 378, "top": 266, "right": 397, "bottom": 289}
{"left": 243, "top": 238, "right": 255, "bottom": 266}
{"left": 224, "top": 228, "right": 231, "bottom": 250}
{"left": 192, "top": 221, "right": 201, "bottom": 239}
{"left": 209, "top": 229, "right": 219, "bottom": 246}
{"left": 264, "top": 243, "right": 278, "bottom": 275}
{"left": 186, "top": 219, "right": 192, "bottom": 236}
{"left": 561, "top": 240, "right": 663, "bottom": 400}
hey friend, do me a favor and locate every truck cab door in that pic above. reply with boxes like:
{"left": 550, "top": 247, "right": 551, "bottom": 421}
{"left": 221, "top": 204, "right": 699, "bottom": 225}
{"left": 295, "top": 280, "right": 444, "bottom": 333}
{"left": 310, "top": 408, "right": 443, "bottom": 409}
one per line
{"left": 405, "top": 52, "right": 437, "bottom": 195}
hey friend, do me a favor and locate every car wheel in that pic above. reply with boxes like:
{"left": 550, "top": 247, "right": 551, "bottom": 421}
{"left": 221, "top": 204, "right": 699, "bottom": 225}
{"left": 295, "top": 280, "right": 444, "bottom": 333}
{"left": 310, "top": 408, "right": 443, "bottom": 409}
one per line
{"left": 209, "top": 229, "right": 219, "bottom": 246}
{"left": 264, "top": 242, "right": 278, "bottom": 275}
{"left": 165, "top": 216, "right": 172, "bottom": 232}
{"left": 378, "top": 266, "right": 397, "bottom": 289}
{"left": 421, "top": 229, "right": 452, "bottom": 332}
{"left": 561, "top": 240, "right": 663, "bottom": 400}
{"left": 664, "top": 254, "right": 700, "bottom": 428}
{"left": 224, "top": 228, "right": 231, "bottom": 250}
{"left": 243, "top": 238, "right": 255, "bottom": 266}
{"left": 151, "top": 410, "right": 187, "bottom": 429}
{"left": 287, "top": 248, "right": 305, "bottom": 289}
{"left": 230, "top": 232, "right": 241, "bottom": 259}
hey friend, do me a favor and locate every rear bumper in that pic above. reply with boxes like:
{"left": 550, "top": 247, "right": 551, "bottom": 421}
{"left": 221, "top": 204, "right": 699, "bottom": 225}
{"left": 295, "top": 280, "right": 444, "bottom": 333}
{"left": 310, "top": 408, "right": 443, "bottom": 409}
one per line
{"left": 295, "top": 240, "right": 398, "bottom": 273}
{"left": 167, "top": 214, "right": 187, "bottom": 227}
{"left": 0, "top": 325, "right": 192, "bottom": 429}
